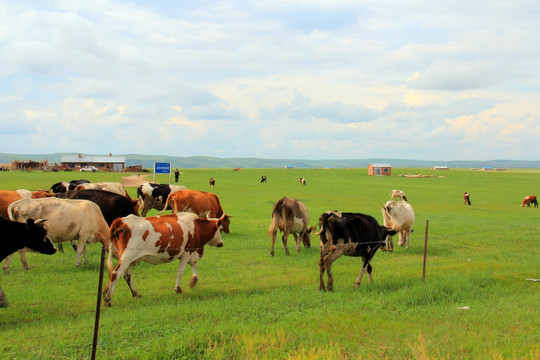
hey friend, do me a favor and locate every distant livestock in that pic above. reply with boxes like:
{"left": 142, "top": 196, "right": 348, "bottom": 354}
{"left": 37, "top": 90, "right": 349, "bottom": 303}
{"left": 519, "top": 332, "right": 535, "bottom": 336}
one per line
{"left": 0, "top": 217, "right": 56, "bottom": 307}
{"left": 268, "top": 197, "right": 312, "bottom": 256}
{"left": 299, "top": 178, "right": 306, "bottom": 186}
{"left": 260, "top": 176, "right": 267, "bottom": 183}
{"left": 521, "top": 195, "right": 538, "bottom": 208}
{"left": 315, "top": 211, "right": 396, "bottom": 291}
{"left": 464, "top": 192, "right": 471, "bottom": 205}
{"left": 381, "top": 201, "right": 415, "bottom": 250}
{"left": 209, "top": 178, "right": 215, "bottom": 189}
{"left": 390, "top": 189, "right": 407, "bottom": 202}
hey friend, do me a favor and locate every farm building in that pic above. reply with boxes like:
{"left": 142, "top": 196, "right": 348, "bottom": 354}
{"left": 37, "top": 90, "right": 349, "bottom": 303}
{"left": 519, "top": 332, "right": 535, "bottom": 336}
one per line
{"left": 368, "top": 163, "right": 391, "bottom": 176}
{"left": 61, "top": 153, "right": 126, "bottom": 172}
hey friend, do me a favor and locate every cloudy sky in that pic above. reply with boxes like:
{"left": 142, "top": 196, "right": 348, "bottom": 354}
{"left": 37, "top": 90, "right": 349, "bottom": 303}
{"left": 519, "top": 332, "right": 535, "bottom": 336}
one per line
{"left": 1, "top": 1, "right": 539, "bottom": 160}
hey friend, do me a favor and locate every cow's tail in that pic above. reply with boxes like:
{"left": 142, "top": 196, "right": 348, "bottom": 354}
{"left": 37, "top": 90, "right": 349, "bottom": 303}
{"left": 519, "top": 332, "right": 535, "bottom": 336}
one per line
{"left": 268, "top": 199, "right": 284, "bottom": 235}
{"left": 156, "top": 194, "right": 173, "bottom": 215}
{"left": 106, "top": 219, "right": 125, "bottom": 274}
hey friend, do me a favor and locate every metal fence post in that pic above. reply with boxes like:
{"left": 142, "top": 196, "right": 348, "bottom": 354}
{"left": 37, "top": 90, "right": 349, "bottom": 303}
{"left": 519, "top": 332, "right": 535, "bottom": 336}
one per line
{"left": 91, "top": 245, "right": 106, "bottom": 360}
{"left": 422, "top": 219, "right": 429, "bottom": 282}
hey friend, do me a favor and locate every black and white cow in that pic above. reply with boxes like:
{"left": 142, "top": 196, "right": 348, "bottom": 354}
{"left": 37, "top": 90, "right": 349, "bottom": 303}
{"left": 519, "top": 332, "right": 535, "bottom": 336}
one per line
{"left": 315, "top": 211, "right": 396, "bottom": 291}
{"left": 136, "top": 182, "right": 188, "bottom": 216}
{"left": 1, "top": 217, "right": 57, "bottom": 307}
{"left": 260, "top": 176, "right": 267, "bottom": 183}
{"left": 50, "top": 179, "right": 90, "bottom": 193}
{"left": 209, "top": 178, "right": 215, "bottom": 189}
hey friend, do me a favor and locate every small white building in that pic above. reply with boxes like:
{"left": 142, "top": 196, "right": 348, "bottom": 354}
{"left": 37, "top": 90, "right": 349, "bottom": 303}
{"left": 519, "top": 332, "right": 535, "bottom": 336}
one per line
{"left": 61, "top": 153, "right": 126, "bottom": 172}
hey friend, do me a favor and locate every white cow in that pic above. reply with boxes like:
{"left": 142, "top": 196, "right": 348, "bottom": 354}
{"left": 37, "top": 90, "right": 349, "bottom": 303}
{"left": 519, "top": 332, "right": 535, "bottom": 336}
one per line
{"left": 381, "top": 200, "right": 415, "bottom": 250}
{"left": 75, "top": 182, "right": 130, "bottom": 198}
{"left": 389, "top": 189, "right": 408, "bottom": 202}
{"left": 7, "top": 197, "right": 110, "bottom": 267}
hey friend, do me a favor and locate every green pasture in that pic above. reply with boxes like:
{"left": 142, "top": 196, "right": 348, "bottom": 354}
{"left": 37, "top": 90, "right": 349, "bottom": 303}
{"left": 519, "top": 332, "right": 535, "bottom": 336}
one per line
{"left": 0, "top": 168, "right": 539, "bottom": 359}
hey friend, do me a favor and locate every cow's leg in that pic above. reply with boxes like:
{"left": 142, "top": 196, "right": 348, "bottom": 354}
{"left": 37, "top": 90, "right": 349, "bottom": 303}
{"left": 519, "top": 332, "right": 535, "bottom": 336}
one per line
{"left": 398, "top": 231, "right": 405, "bottom": 247}
{"left": 75, "top": 240, "right": 88, "bottom": 266}
{"left": 0, "top": 285, "right": 6, "bottom": 307}
{"left": 123, "top": 264, "right": 140, "bottom": 297}
{"left": 174, "top": 256, "right": 191, "bottom": 294}
{"left": 282, "top": 230, "right": 290, "bottom": 255}
{"left": 18, "top": 250, "right": 30, "bottom": 269}
{"left": 189, "top": 260, "right": 198, "bottom": 289}
{"left": 355, "top": 262, "right": 373, "bottom": 286}
{"left": 292, "top": 233, "right": 300, "bottom": 252}
{"left": 103, "top": 259, "right": 130, "bottom": 306}
{"left": 318, "top": 255, "right": 326, "bottom": 290}
{"left": 270, "top": 229, "right": 277, "bottom": 256}
{"left": 405, "top": 231, "right": 410, "bottom": 249}
{"left": 2, "top": 254, "right": 13, "bottom": 271}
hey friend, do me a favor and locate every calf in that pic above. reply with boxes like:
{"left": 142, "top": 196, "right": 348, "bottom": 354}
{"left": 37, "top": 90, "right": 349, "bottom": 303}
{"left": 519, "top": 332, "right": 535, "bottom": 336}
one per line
{"left": 268, "top": 197, "right": 312, "bottom": 256}
{"left": 7, "top": 198, "right": 109, "bottom": 267}
{"left": 102, "top": 212, "right": 226, "bottom": 306}
{"left": 0, "top": 217, "right": 56, "bottom": 307}
{"left": 390, "top": 189, "right": 408, "bottom": 202}
{"left": 464, "top": 192, "right": 471, "bottom": 205}
{"left": 521, "top": 195, "right": 538, "bottom": 208}
{"left": 136, "top": 182, "right": 188, "bottom": 216}
{"left": 382, "top": 201, "right": 415, "bottom": 250}
{"left": 316, "top": 211, "right": 396, "bottom": 291}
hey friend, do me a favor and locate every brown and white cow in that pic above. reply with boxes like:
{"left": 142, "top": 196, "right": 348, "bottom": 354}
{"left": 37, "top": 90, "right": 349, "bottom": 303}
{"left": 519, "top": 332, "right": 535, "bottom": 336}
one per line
{"left": 268, "top": 197, "right": 312, "bottom": 256}
{"left": 389, "top": 189, "right": 408, "bottom": 202}
{"left": 382, "top": 200, "right": 415, "bottom": 250}
{"left": 299, "top": 177, "right": 306, "bottom": 186}
{"left": 136, "top": 182, "right": 188, "bottom": 216}
{"left": 0, "top": 189, "right": 55, "bottom": 218}
{"left": 7, "top": 198, "right": 109, "bottom": 267}
{"left": 521, "top": 195, "right": 538, "bottom": 208}
{"left": 102, "top": 212, "right": 226, "bottom": 306}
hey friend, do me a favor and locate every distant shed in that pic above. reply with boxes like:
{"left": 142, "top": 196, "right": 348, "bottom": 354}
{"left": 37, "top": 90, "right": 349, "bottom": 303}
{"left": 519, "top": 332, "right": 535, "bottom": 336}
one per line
{"left": 433, "top": 166, "right": 449, "bottom": 170}
{"left": 368, "top": 163, "right": 391, "bottom": 176}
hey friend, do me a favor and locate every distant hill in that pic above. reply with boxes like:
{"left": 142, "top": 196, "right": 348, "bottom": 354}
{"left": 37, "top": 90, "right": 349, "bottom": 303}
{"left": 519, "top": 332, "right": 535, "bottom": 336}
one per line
{"left": 1, "top": 152, "right": 539, "bottom": 169}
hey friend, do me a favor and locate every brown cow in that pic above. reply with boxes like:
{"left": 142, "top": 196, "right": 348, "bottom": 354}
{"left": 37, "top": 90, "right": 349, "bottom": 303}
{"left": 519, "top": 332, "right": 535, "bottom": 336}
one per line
{"left": 102, "top": 212, "right": 226, "bottom": 306}
{"left": 463, "top": 192, "right": 471, "bottom": 205}
{"left": 0, "top": 190, "right": 55, "bottom": 218}
{"left": 521, "top": 195, "right": 538, "bottom": 208}
{"left": 161, "top": 189, "right": 231, "bottom": 232}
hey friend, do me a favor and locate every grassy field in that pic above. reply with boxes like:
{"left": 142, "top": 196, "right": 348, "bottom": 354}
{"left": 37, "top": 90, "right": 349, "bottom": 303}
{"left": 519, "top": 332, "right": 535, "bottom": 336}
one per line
{"left": 0, "top": 168, "right": 539, "bottom": 359}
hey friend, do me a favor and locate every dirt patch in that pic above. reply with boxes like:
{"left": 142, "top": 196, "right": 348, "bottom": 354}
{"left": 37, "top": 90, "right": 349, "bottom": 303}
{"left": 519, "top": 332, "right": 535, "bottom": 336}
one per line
{"left": 122, "top": 174, "right": 150, "bottom": 187}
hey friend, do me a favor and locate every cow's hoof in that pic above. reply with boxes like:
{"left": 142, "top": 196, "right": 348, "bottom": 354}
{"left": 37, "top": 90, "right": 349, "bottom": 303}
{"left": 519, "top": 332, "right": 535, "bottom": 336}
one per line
{"left": 175, "top": 286, "right": 183, "bottom": 294}
{"left": 190, "top": 276, "right": 198, "bottom": 289}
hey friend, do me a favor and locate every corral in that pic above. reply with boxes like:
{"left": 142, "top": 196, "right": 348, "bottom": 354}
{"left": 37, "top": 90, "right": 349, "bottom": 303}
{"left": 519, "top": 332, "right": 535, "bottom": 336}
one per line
{"left": 0, "top": 168, "right": 539, "bottom": 359}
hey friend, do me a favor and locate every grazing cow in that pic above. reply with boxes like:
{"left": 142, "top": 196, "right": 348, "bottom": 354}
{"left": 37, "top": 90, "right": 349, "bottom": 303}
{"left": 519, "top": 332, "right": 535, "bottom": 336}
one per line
{"left": 162, "top": 190, "right": 232, "bottom": 233}
{"left": 0, "top": 217, "right": 57, "bottom": 307}
{"left": 268, "top": 197, "right": 312, "bottom": 256}
{"left": 299, "top": 177, "right": 306, "bottom": 186}
{"left": 74, "top": 182, "right": 130, "bottom": 198}
{"left": 136, "top": 182, "right": 188, "bottom": 216}
{"left": 260, "top": 176, "right": 267, "bottom": 183}
{"left": 50, "top": 179, "right": 90, "bottom": 193}
{"left": 381, "top": 201, "right": 415, "bottom": 250}
{"left": 315, "top": 211, "right": 397, "bottom": 291}
{"left": 0, "top": 190, "right": 55, "bottom": 218}
{"left": 7, "top": 198, "right": 109, "bottom": 267}
{"left": 464, "top": 192, "right": 471, "bottom": 205}
{"left": 102, "top": 212, "right": 226, "bottom": 306}
{"left": 390, "top": 189, "right": 408, "bottom": 202}
{"left": 209, "top": 178, "right": 215, "bottom": 189}
{"left": 521, "top": 195, "right": 538, "bottom": 208}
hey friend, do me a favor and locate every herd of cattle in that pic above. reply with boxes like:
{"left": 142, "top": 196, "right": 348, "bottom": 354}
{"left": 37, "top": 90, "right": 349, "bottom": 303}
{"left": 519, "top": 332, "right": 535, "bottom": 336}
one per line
{"left": 0, "top": 179, "right": 537, "bottom": 307}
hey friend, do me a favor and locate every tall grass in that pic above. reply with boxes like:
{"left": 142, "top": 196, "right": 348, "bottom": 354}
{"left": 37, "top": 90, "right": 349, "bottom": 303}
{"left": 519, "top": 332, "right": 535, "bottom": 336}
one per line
{"left": 0, "top": 168, "right": 539, "bottom": 359}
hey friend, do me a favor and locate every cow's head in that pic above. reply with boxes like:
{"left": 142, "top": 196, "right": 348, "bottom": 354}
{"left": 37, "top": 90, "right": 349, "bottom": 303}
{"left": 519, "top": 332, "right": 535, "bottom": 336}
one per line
{"left": 25, "top": 219, "right": 57, "bottom": 255}
{"left": 380, "top": 228, "right": 398, "bottom": 252}
{"left": 300, "top": 226, "right": 312, "bottom": 248}
{"left": 217, "top": 214, "right": 233, "bottom": 234}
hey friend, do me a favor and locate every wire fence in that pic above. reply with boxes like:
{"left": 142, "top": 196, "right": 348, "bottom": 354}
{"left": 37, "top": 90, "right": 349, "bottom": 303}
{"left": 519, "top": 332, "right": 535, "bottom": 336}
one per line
{"left": 1, "top": 220, "right": 538, "bottom": 357}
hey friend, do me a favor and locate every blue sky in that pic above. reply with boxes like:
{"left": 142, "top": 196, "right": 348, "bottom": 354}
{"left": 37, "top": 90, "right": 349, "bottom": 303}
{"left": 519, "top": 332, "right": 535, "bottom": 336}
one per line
{"left": 1, "top": 1, "right": 539, "bottom": 160}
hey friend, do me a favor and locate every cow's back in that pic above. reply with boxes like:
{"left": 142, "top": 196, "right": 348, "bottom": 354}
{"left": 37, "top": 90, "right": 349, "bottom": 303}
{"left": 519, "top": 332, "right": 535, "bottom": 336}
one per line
{"left": 169, "top": 190, "right": 223, "bottom": 217}
{"left": 271, "top": 197, "right": 309, "bottom": 233}
{"left": 382, "top": 201, "right": 415, "bottom": 230}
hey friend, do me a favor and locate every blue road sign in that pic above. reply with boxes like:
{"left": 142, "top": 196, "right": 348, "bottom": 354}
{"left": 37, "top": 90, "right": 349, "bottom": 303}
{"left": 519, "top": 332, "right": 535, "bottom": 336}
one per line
{"left": 154, "top": 162, "right": 171, "bottom": 174}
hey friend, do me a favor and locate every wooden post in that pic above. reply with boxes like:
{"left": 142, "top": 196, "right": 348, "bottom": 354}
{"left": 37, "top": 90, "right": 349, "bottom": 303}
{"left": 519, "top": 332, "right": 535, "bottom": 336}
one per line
{"left": 91, "top": 246, "right": 107, "bottom": 360}
{"left": 422, "top": 220, "right": 429, "bottom": 282}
